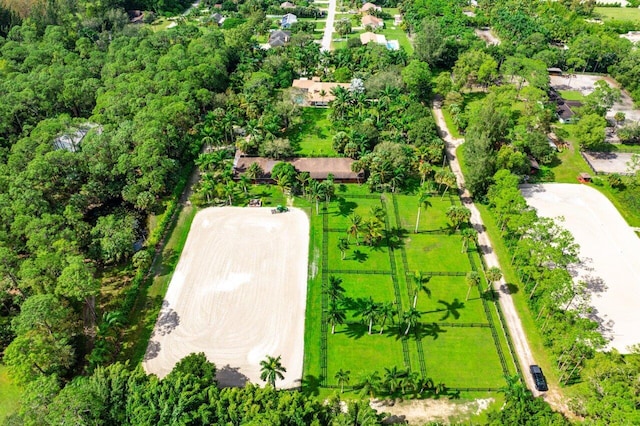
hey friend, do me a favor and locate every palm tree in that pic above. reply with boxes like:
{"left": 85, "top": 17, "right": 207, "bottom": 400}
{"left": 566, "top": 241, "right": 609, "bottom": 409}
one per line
{"left": 347, "top": 213, "right": 362, "bottom": 245}
{"left": 337, "top": 237, "right": 349, "bottom": 260}
{"left": 335, "top": 368, "right": 351, "bottom": 393}
{"left": 245, "top": 162, "right": 264, "bottom": 183}
{"left": 325, "top": 275, "right": 346, "bottom": 304}
{"left": 326, "top": 302, "right": 346, "bottom": 334}
{"left": 383, "top": 366, "right": 405, "bottom": 394}
{"left": 309, "top": 180, "right": 325, "bottom": 214}
{"left": 415, "top": 186, "right": 432, "bottom": 234}
{"left": 362, "top": 217, "right": 383, "bottom": 246}
{"left": 238, "top": 174, "right": 251, "bottom": 195}
{"left": 403, "top": 308, "right": 422, "bottom": 336}
{"left": 485, "top": 266, "right": 502, "bottom": 289}
{"left": 465, "top": 271, "right": 481, "bottom": 301}
{"left": 259, "top": 355, "right": 286, "bottom": 389}
{"left": 461, "top": 228, "right": 478, "bottom": 253}
{"left": 359, "top": 297, "right": 380, "bottom": 335}
{"left": 357, "top": 371, "right": 381, "bottom": 398}
{"left": 377, "top": 302, "right": 396, "bottom": 335}
{"left": 369, "top": 205, "right": 386, "bottom": 223}
{"left": 412, "top": 272, "right": 431, "bottom": 309}
{"left": 297, "top": 171, "right": 311, "bottom": 197}
{"left": 446, "top": 205, "right": 472, "bottom": 231}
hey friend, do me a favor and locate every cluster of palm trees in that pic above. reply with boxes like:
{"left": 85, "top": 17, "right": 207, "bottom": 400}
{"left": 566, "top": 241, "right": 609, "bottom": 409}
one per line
{"left": 324, "top": 273, "right": 433, "bottom": 337}
{"left": 334, "top": 367, "right": 447, "bottom": 398}
{"left": 345, "top": 207, "right": 385, "bottom": 249}
{"left": 193, "top": 149, "right": 252, "bottom": 206}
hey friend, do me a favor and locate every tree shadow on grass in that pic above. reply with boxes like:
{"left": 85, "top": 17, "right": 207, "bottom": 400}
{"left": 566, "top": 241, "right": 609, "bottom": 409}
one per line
{"left": 482, "top": 288, "right": 500, "bottom": 301}
{"left": 351, "top": 249, "right": 368, "bottom": 262}
{"left": 301, "top": 374, "right": 323, "bottom": 396}
{"left": 437, "top": 298, "right": 464, "bottom": 321}
{"left": 416, "top": 322, "right": 447, "bottom": 340}
{"left": 216, "top": 364, "right": 250, "bottom": 387}
{"left": 336, "top": 197, "right": 357, "bottom": 217}
{"left": 343, "top": 321, "right": 369, "bottom": 339}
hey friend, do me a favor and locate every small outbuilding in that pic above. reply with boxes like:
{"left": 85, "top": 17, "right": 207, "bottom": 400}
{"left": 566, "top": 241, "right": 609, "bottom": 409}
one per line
{"left": 281, "top": 13, "right": 298, "bottom": 28}
{"left": 360, "top": 2, "right": 381, "bottom": 13}
{"left": 577, "top": 172, "right": 592, "bottom": 183}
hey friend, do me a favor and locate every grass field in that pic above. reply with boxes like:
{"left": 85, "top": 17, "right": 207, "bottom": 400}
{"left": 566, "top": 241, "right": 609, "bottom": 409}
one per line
{"left": 291, "top": 108, "right": 338, "bottom": 157}
{"left": 594, "top": 6, "right": 640, "bottom": 22}
{"left": 558, "top": 90, "right": 586, "bottom": 101}
{"left": 0, "top": 365, "right": 20, "bottom": 421}
{"left": 302, "top": 184, "right": 517, "bottom": 396}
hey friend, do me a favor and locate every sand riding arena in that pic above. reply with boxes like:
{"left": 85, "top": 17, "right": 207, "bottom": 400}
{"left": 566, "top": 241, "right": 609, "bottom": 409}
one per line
{"left": 143, "top": 207, "right": 309, "bottom": 388}
{"left": 521, "top": 183, "right": 640, "bottom": 353}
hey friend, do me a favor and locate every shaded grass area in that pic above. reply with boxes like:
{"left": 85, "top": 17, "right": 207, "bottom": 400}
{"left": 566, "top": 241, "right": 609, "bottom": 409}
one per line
{"left": 441, "top": 108, "right": 463, "bottom": 139}
{"left": 0, "top": 365, "right": 20, "bottom": 421}
{"left": 291, "top": 108, "right": 338, "bottom": 157}
{"left": 415, "top": 276, "right": 486, "bottom": 323}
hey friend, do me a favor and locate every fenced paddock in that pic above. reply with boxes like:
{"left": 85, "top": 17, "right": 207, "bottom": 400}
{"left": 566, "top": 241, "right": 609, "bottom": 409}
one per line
{"left": 143, "top": 207, "right": 309, "bottom": 387}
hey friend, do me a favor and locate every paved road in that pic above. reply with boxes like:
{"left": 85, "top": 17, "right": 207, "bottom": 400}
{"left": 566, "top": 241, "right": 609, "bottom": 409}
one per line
{"left": 320, "top": 0, "right": 337, "bottom": 51}
{"left": 431, "top": 104, "right": 540, "bottom": 396}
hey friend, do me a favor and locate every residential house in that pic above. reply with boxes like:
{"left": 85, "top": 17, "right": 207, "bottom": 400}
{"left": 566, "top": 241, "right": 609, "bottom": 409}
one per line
{"left": 360, "top": 2, "right": 381, "bottom": 13}
{"left": 269, "top": 30, "right": 291, "bottom": 47}
{"left": 211, "top": 13, "right": 225, "bottom": 26}
{"left": 361, "top": 14, "right": 383, "bottom": 29}
{"left": 281, "top": 1, "right": 296, "bottom": 8}
{"left": 292, "top": 77, "right": 351, "bottom": 106}
{"left": 556, "top": 100, "right": 582, "bottom": 124}
{"left": 360, "top": 31, "right": 386, "bottom": 45}
{"left": 281, "top": 13, "right": 298, "bottom": 28}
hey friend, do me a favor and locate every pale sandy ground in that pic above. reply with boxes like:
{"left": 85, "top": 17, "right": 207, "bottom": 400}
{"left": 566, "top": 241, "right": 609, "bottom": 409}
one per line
{"left": 521, "top": 183, "right": 640, "bottom": 353}
{"left": 143, "top": 207, "right": 309, "bottom": 388}
{"left": 371, "top": 398, "right": 493, "bottom": 425}
{"left": 582, "top": 151, "right": 635, "bottom": 174}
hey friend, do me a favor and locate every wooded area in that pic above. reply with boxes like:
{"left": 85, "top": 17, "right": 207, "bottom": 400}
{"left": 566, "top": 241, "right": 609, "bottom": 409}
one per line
{"left": 0, "top": 0, "right": 639, "bottom": 422}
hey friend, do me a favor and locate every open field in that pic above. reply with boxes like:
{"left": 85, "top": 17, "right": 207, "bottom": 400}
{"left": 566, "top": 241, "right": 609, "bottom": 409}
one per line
{"left": 521, "top": 183, "right": 640, "bottom": 352}
{"left": 291, "top": 108, "right": 337, "bottom": 157}
{"left": 143, "top": 207, "right": 309, "bottom": 388}
{"left": 304, "top": 185, "right": 517, "bottom": 394}
{"left": 594, "top": 6, "right": 640, "bottom": 22}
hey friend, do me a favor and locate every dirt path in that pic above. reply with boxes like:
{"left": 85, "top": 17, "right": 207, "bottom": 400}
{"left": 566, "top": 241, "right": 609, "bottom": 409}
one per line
{"left": 432, "top": 102, "right": 540, "bottom": 394}
{"left": 433, "top": 103, "right": 582, "bottom": 419}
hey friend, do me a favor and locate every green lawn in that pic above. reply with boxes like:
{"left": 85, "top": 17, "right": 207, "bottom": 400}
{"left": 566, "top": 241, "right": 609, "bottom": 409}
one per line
{"left": 380, "top": 21, "right": 413, "bottom": 54}
{"left": 594, "top": 6, "right": 640, "bottom": 22}
{"left": 291, "top": 108, "right": 338, "bottom": 157}
{"left": 558, "top": 90, "right": 586, "bottom": 101}
{"left": 0, "top": 365, "right": 20, "bottom": 421}
{"left": 441, "top": 108, "right": 463, "bottom": 139}
{"left": 303, "top": 185, "right": 515, "bottom": 394}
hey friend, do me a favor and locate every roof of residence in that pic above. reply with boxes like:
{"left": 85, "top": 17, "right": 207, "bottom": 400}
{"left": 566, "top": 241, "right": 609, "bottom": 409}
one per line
{"left": 360, "top": 2, "right": 381, "bottom": 12}
{"left": 281, "top": 1, "right": 295, "bottom": 7}
{"left": 361, "top": 15, "right": 383, "bottom": 27}
{"left": 291, "top": 78, "right": 351, "bottom": 103}
{"left": 359, "top": 32, "right": 386, "bottom": 44}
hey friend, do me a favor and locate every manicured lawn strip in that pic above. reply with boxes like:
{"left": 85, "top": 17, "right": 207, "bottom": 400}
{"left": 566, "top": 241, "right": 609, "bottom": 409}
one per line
{"left": 404, "top": 233, "right": 472, "bottom": 273}
{"left": 394, "top": 193, "right": 456, "bottom": 231}
{"left": 326, "top": 195, "right": 384, "bottom": 230}
{"left": 302, "top": 206, "right": 324, "bottom": 388}
{"left": 292, "top": 108, "right": 338, "bottom": 157}
{"left": 558, "top": 90, "right": 586, "bottom": 101}
{"left": 0, "top": 365, "right": 20, "bottom": 421}
{"left": 327, "top": 233, "right": 391, "bottom": 270}
{"left": 422, "top": 327, "right": 506, "bottom": 388}
{"left": 415, "top": 276, "right": 487, "bottom": 324}
{"left": 326, "top": 332, "right": 406, "bottom": 387}
{"left": 440, "top": 108, "right": 463, "bottom": 139}
{"left": 594, "top": 6, "right": 640, "bottom": 22}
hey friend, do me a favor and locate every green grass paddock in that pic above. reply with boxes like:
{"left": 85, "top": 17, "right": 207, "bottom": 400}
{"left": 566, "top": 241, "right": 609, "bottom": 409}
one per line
{"left": 303, "top": 185, "right": 516, "bottom": 394}
{"left": 0, "top": 365, "right": 20, "bottom": 421}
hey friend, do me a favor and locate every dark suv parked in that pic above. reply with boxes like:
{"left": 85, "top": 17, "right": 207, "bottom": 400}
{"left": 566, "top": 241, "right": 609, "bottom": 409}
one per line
{"left": 529, "top": 365, "right": 548, "bottom": 391}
